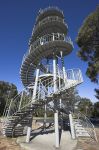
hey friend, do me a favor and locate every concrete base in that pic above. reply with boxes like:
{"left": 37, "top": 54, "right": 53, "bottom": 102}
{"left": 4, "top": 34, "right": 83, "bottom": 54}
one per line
{"left": 17, "top": 131, "right": 77, "bottom": 150}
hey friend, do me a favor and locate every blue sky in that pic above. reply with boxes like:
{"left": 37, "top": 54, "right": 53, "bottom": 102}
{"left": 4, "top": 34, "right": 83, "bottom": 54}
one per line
{"left": 0, "top": 0, "right": 98, "bottom": 102}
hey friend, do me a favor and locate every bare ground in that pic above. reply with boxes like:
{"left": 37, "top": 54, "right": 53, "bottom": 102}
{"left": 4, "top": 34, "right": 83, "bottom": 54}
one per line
{"left": 0, "top": 119, "right": 99, "bottom": 150}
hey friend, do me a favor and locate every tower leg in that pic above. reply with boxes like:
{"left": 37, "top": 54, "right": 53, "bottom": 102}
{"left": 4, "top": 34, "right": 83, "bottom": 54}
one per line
{"left": 32, "top": 68, "right": 40, "bottom": 102}
{"left": 69, "top": 113, "right": 76, "bottom": 139}
{"left": 60, "top": 51, "right": 67, "bottom": 86}
{"left": 26, "top": 126, "right": 31, "bottom": 143}
{"left": 53, "top": 56, "right": 59, "bottom": 148}
{"left": 54, "top": 110, "right": 59, "bottom": 148}
{"left": 44, "top": 103, "right": 47, "bottom": 130}
{"left": 26, "top": 68, "right": 40, "bottom": 143}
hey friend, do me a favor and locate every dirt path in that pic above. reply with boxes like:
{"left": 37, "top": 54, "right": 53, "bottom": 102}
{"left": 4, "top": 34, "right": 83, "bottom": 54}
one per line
{"left": 0, "top": 135, "right": 24, "bottom": 150}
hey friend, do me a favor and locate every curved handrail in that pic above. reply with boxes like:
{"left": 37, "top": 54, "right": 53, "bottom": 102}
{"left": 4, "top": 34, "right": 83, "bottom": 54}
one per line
{"left": 75, "top": 111, "right": 98, "bottom": 142}
{"left": 33, "top": 15, "right": 67, "bottom": 34}
{"left": 37, "top": 7, "right": 64, "bottom": 16}
{"left": 29, "top": 33, "right": 73, "bottom": 53}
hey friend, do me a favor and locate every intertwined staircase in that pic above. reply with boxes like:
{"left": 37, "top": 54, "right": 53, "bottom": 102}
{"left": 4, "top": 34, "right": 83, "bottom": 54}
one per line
{"left": 2, "top": 73, "right": 83, "bottom": 137}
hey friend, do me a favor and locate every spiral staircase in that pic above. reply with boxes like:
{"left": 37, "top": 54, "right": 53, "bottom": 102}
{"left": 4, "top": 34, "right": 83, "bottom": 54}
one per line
{"left": 1, "top": 7, "right": 97, "bottom": 147}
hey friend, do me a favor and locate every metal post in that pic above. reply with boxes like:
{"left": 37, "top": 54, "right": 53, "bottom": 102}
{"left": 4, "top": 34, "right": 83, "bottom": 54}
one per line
{"left": 44, "top": 103, "right": 47, "bottom": 130}
{"left": 69, "top": 113, "right": 76, "bottom": 139}
{"left": 58, "top": 66, "right": 61, "bottom": 89}
{"left": 53, "top": 56, "right": 59, "bottom": 148}
{"left": 18, "top": 91, "right": 24, "bottom": 110}
{"left": 60, "top": 99, "right": 62, "bottom": 109}
{"left": 60, "top": 51, "right": 67, "bottom": 86}
{"left": 53, "top": 56, "right": 57, "bottom": 92}
{"left": 26, "top": 127, "right": 31, "bottom": 143}
{"left": 26, "top": 68, "right": 40, "bottom": 143}
{"left": 32, "top": 68, "right": 40, "bottom": 102}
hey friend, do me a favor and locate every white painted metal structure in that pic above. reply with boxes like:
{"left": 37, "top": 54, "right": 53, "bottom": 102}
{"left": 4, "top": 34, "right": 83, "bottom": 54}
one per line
{"left": 1, "top": 7, "right": 97, "bottom": 148}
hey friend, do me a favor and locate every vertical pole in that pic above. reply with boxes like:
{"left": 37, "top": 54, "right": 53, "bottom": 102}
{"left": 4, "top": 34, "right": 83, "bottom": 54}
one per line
{"left": 32, "top": 68, "right": 40, "bottom": 102}
{"left": 46, "top": 58, "right": 49, "bottom": 73}
{"left": 60, "top": 51, "right": 67, "bottom": 87}
{"left": 53, "top": 56, "right": 57, "bottom": 92}
{"left": 54, "top": 110, "right": 59, "bottom": 147}
{"left": 60, "top": 98, "right": 63, "bottom": 131}
{"left": 53, "top": 56, "right": 59, "bottom": 148}
{"left": 26, "top": 127, "right": 31, "bottom": 143}
{"left": 38, "top": 80, "right": 41, "bottom": 99}
{"left": 44, "top": 103, "right": 47, "bottom": 130}
{"left": 58, "top": 66, "right": 61, "bottom": 89}
{"left": 69, "top": 113, "right": 76, "bottom": 139}
{"left": 18, "top": 91, "right": 24, "bottom": 110}
{"left": 26, "top": 68, "right": 40, "bottom": 143}
{"left": 60, "top": 99, "right": 62, "bottom": 109}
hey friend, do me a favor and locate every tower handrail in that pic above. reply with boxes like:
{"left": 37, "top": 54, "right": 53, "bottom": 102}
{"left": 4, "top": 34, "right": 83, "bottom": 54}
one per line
{"left": 74, "top": 111, "right": 98, "bottom": 142}
{"left": 21, "top": 33, "right": 73, "bottom": 65}
{"left": 33, "top": 15, "right": 67, "bottom": 34}
{"left": 29, "top": 33, "right": 73, "bottom": 54}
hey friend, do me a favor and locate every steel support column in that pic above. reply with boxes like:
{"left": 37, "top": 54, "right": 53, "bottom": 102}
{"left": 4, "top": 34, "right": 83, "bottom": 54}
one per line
{"left": 53, "top": 56, "right": 59, "bottom": 148}
{"left": 26, "top": 68, "right": 40, "bottom": 143}
{"left": 32, "top": 68, "right": 40, "bottom": 103}
{"left": 60, "top": 51, "right": 67, "bottom": 86}
{"left": 69, "top": 113, "right": 76, "bottom": 139}
{"left": 44, "top": 103, "right": 47, "bottom": 130}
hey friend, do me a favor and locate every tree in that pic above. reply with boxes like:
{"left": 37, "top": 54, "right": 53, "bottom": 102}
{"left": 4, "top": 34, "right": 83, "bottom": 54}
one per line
{"left": 92, "top": 101, "right": 99, "bottom": 117}
{"left": 0, "top": 81, "right": 18, "bottom": 116}
{"left": 62, "top": 87, "right": 81, "bottom": 112}
{"left": 95, "top": 89, "right": 99, "bottom": 99}
{"left": 76, "top": 6, "right": 99, "bottom": 99}
{"left": 78, "top": 98, "right": 93, "bottom": 117}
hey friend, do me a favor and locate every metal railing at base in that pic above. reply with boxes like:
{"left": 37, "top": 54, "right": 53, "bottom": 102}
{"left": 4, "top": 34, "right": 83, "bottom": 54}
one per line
{"left": 73, "top": 111, "right": 98, "bottom": 142}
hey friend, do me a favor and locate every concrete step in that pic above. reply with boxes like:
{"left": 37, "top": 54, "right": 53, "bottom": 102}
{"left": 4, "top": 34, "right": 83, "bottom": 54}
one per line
{"left": 76, "top": 132, "right": 90, "bottom": 137}
{"left": 75, "top": 126, "right": 84, "bottom": 129}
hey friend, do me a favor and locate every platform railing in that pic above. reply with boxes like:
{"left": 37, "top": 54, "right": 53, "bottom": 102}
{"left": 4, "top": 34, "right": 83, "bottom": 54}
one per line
{"left": 33, "top": 15, "right": 67, "bottom": 34}
{"left": 29, "top": 33, "right": 73, "bottom": 53}
{"left": 37, "top": 7, "right": 64, "bottom": 17}
{"left": 21, "top": 33, "right": 73, "bottom": 66}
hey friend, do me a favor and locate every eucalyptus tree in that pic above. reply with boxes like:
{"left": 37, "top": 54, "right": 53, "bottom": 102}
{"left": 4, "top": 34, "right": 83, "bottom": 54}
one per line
{"left": 76, "top": 6, "right": 99, "bottom": 99}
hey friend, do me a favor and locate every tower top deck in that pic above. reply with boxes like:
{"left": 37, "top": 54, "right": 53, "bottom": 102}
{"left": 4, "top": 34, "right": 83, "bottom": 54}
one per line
{"left": 36, "top": 7, "right": 64, "bottom": 24}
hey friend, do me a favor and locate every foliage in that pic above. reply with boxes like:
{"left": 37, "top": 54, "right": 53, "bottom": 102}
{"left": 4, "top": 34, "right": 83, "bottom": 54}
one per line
{"left": 92, "top": 101, "right": 99, "bottom": 117}
{"left": 78, "top": 97, "right": 93, "bottom": 117}
{"left": 0, "top": 81, "right": 18, "bottom": 116}
{"left": 95, "top": 89, "right": 99, "bottom": 100}
{"left": 76, "top": 6, "right": 99, "bottom": 99}
{"left": 34, "top": 105, "right": 53, "bottom": 117}
{"left": 62, "top": 87, "right": 81, "bottom": 112}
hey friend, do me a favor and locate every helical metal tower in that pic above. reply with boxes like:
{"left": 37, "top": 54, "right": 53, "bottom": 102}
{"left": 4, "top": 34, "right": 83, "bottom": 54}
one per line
{"left": 2, "top": 7, "right": 85, "bottom": 148}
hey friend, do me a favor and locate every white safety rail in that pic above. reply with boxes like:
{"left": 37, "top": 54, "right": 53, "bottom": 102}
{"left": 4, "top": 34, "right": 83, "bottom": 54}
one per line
{"left": 73, "top": 112, "right": 98, "bottom": 142}
{"left": 29, "top": 33, "right": 73, "bottom": 53}
{"left": 33, "top": 16, "right": 67, "bottom": 32}
{"left": 37, "top": 7, "right": 64, "bottom": 17}
{"left": 21, "top": 33, "right": 73, "bottom": 66}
